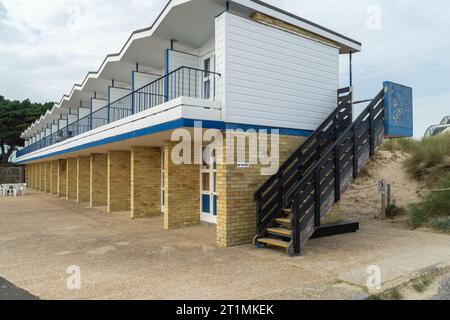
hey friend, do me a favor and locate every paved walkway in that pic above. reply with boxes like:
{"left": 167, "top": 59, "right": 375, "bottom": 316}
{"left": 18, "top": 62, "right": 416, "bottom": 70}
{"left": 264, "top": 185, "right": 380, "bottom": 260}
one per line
{"left": 1, "top": 191, "right": 450, "bottom": 300}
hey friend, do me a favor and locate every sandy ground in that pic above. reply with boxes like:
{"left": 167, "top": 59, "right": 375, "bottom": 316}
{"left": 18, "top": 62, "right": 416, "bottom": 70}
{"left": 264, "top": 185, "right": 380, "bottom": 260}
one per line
{"left": 2, "top": 190, "right": 450, "bottom": 300}
{"left": 334, "top": 151, "right": 424, "bottom": 223}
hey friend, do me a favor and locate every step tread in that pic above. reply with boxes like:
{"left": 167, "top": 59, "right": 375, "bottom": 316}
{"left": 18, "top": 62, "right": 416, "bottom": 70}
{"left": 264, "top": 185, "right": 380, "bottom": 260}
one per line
{"left": 267, "top": 227, "right": 292, "bottom": 236}
{"left": 275, "top": 217, "right": 291, "bottom": 224}
{"left": 257, "top": 238, "right": 290, "bottom": 249}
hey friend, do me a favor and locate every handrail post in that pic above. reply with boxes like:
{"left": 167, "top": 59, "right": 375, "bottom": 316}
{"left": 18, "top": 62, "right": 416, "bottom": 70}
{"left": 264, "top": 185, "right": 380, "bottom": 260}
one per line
{"left": 292, "top": 203, "right": 301, "bottom": 255}
{"left": 277, "top": 170, "right": 283, "bottom": 207}
{"left": 314, "top": 167, "right": 321, "bottom": 228}
{"left": 369, "top": 104, "right": 375, "bottom": 156}
{"left": 352, "top": 125, "right": 358, "bottom": 179}
{"left": 334, "top": 145, "right": 341, "bottom": 202}
{"left": 297, "top": 151, "right": 303, "bottom": 180}
{"left": 255, "top": 193, "right": 262, "bottom": 236}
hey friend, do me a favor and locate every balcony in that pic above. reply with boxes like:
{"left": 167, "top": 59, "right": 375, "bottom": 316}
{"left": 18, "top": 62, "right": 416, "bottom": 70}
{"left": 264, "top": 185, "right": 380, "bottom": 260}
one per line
{"left": 18, "top": 67, "right": 220, "bottom": 158}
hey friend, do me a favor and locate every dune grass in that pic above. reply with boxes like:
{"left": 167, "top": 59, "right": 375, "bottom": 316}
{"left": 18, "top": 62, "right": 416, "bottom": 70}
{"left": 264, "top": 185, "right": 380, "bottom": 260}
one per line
{"left": 381, "top": 138, "right": 419, "bottom": 153}
{"left": 404, "top": 133, "right": 450, "bottom": 183}
{"left": 408, "top": 172, "right": 450, "bottom": 231}
{"left": 382, "top": 134, "right": 450, "bottom": 231}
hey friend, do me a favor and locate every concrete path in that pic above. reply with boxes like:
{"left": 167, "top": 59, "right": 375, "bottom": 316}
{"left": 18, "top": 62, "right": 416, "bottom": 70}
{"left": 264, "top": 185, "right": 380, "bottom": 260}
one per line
{"left": 1, "top": 191, "right": 450, "bottom": 300}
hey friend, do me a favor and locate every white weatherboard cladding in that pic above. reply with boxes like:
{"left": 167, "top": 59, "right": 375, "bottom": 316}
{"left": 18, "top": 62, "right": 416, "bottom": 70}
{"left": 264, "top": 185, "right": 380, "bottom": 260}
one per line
{"left": 167, "top": 50, "right": 199, "bottom": 72}
{"left": 221, "top": 12, "right": 339, "bottom": 131}
{"left": 79, "top": 108, "right": 90, "bottom": 118}
{"left": 91, "top": 99, "right": 108, "bottom": 112}
{"left": 133, "top": 72, "right": 161, "bottom": 90}
{"left": 167, "top": 50, "right": 200, "bottom": 99}
{"left": 58, "top": 119, "right": 67, "bottom": 129}
{"left": 68, "top": 114, "right": 78, "bottom": 125}
{"left": 109, "top": 87, "right": 131, "bottom": 105}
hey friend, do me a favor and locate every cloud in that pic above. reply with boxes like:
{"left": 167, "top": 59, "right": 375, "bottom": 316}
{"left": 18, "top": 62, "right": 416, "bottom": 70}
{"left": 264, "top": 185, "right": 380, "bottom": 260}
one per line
{"left": 0, "top": 0, "right": 448, "bottom": 138}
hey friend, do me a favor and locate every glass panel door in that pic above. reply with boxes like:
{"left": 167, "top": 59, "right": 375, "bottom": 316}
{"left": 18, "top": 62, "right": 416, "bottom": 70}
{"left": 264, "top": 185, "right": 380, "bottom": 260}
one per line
{"left": 200, "top": 148, "right": 217, "bottom": 224}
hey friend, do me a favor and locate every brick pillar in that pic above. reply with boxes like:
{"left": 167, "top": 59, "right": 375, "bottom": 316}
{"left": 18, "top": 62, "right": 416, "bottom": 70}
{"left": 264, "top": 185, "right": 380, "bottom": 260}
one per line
{"left": 25, "top": 165, "right": 29, "bottom": 186}
{"left": 66, "top": 158, "right": 77, "bottom": 200}
{"left": 90, "top": 154, "right": 108, "bottom": 207}
{"left": 107, "top": 151, "right": 131, "bottom": 213}
{"left": 57, "top": 159, "right": 67, "bottom": 197}
{"left": 26, "top": 164, "right": 33, "bottom": 189}
{"left": 45, "top": 162, "right": 51, "bottom": 193}
{"left": 163, "top": 141, "right": 200, "bottom": 229}
{"left": 43, "top": 162, "right": 47, "bottom": 192}
{"left": 130, "top": 147, "right": 161, "bottom": 219}
{"left": 76, "top": 156, "right": 90, "bottom": 203}
{"left": 40, "top": 163, "right": 45, "bottom": 191}
{"left": 216, "top": 133, "right": 306, "bottom": 247}
{"left": 34, "top": 164, "right": 39, "bottom": 190}
{"left": 50, "top": 161, "right": 58, "bottom": 194}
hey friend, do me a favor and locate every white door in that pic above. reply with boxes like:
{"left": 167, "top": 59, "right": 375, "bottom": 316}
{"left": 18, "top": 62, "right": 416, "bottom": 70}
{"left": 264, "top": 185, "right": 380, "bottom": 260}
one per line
{"left": 200, "top": 148, "right": 217, "bottom": 224}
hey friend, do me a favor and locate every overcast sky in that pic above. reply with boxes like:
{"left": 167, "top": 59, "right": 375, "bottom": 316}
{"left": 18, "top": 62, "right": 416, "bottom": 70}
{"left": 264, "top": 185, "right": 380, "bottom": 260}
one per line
{"left": 0, "top": 0, "right": 449, "bottom": 138}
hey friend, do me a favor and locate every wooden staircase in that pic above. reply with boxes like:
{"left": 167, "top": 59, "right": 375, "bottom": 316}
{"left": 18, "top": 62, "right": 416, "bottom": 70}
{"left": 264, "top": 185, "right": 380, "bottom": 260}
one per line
{"left": 254, "top": 88, "right": 386, "bottom": 256}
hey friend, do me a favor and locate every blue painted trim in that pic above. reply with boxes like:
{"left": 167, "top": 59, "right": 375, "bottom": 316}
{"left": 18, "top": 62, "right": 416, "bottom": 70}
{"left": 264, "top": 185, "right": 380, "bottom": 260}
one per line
{"left": 131, "top": 71, "right": 135, "bottom": 114}
{"left": 164, "top": 48, "right": 169, "bottom": 102}
{"left": 89, "top": 98, "right": 93, "bottom": 130}
{"left": 15, "top": 119, "right": 313, "bottom": 164}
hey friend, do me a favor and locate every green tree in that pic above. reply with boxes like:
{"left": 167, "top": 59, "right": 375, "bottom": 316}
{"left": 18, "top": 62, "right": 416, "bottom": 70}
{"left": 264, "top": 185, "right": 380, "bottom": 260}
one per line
{"left": 0, "top": 95, "right": 53, "bottom": 164}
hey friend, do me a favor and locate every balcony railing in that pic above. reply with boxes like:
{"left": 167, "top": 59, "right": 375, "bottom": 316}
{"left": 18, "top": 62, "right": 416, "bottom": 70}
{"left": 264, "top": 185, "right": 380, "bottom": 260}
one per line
{"left": 18, "top": 66, "right": 220, "bottom": 158}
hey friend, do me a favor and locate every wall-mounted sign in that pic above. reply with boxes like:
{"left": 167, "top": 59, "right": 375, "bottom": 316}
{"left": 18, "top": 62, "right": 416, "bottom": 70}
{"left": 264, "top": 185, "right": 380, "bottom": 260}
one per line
{"left": 237, "top": 163, "right": 250, "bottom": 169}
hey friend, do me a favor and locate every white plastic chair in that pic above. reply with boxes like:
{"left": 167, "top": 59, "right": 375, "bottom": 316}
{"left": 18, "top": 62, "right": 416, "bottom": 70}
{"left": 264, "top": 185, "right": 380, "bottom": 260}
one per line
{"left": 19, "top": 184, "right": 27, "bottom": 196}
{"left": 0, "top": 185, "right": 5, "bottom": 197}
{"left": 9, "top": 185, "right": 17, "bottom": 197}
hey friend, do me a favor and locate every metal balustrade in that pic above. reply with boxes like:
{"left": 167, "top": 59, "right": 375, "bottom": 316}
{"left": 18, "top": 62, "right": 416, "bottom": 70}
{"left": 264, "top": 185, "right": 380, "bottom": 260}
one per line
{"left": 17, "top": 67, "right": 220, "bottom": 158}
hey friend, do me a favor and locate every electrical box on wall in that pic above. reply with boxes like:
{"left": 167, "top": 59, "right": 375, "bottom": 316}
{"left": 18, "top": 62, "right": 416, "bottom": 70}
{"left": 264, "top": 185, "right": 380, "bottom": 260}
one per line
{"left": 383, "top": 81, "right": 414, "bottom": 138}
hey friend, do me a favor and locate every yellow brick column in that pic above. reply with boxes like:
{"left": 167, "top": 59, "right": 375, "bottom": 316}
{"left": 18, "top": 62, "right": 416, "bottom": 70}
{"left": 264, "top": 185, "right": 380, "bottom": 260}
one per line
{"left": 90, "top": 154, "right": 108, "bottom": 207}
{"left": 27, "top": 165, "right": 31, "bottom": 188}
{"left": 50, "top": 161, "right": 58, "bottom": 194}
{"left": 45, "top": 162, "right": 51, "bottom": 193}
{"left": 77, "top": 156, "right": 90, "bottom": 203}
{"left": 66, "top": 158, "right": 77, "bottom": 200}
{"left": 43, "top": 162, "right": 47, "bottom": 191}
{"left": 25, "top": 165, "right": 29, "bottom": 186}
{"left": 34, "top": 164, "right": 39, "bottom": 190}
{"left": 164, "top": 141, "right": 200, "bottom": 229}
{"left": 107, "top": 151, "right": 131, "bottom": 213}
{"left": 40, "top": 162, "right": 45, "bottom": 191}
{"left": 25, "top": 164, "right": 33, "bottom": 189}
{"left": 57, "top": 159, "right": 67, "bottom": 197}
{"left": 130, "top": 147, "right": 161, "bottom": 219}
{"left": 216, "top": 133, "right": 306, "bottom": 247}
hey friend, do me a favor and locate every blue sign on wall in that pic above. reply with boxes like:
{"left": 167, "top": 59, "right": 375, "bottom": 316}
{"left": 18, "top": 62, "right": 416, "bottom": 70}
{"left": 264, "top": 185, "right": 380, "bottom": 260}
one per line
{"left": 384, "top": 81, "right": 414, "bottom": 138}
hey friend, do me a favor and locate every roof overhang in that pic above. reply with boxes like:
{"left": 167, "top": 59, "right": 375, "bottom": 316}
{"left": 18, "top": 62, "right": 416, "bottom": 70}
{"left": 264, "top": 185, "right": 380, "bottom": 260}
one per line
{"left": 22, "top": 0, "right": 361, "bottom": 138}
